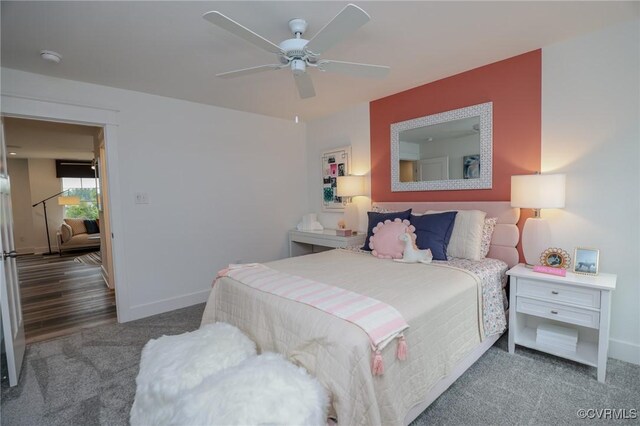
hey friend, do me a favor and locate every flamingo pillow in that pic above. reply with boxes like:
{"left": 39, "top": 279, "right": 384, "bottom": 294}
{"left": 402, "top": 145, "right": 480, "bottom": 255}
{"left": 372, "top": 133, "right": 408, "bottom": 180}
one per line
{"left": 369, "top": 218, "right": 416, "bottom": 259}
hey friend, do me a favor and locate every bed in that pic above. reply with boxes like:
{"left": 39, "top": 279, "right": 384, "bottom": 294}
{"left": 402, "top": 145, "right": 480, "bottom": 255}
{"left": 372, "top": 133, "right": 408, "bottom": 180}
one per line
{"left": 201, "top": 201, "right": 520, "bottom": 425}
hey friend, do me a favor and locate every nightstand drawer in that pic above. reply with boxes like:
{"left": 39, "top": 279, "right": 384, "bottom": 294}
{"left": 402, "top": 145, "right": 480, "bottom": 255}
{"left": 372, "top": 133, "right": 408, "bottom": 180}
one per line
{"left": 517, "top": 278, "right": 601, "bottom": 308}
{"left": 516, "top": 297, "right": 600, "bottom": 329}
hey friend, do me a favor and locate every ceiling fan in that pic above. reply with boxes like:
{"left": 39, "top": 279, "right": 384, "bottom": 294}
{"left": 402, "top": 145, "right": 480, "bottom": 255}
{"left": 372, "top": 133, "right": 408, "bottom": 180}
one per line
{"left": 203, "top": 3, "right": 390, "bottom": 99}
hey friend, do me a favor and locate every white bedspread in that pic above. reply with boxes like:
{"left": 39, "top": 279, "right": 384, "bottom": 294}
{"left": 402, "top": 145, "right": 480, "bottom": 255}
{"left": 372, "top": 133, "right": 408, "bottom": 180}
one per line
{"left": 201, "top": 250, "right": 492, "bottom": 425}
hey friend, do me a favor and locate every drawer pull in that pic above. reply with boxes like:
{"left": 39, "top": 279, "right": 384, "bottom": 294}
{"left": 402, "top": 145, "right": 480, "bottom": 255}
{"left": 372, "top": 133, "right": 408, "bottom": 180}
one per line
{"left": 551, "top": 310, "right": 558, "bottom": 314}
{"left": 551, "top": 291, "right": 559, "bottom": 295}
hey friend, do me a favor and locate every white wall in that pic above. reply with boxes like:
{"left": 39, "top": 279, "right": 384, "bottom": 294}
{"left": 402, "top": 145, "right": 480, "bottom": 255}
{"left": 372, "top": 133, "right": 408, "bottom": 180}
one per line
{"left": 27, "top": 159, "right": 63, "bottom": 253}
{"left": 542, "top": 19, "right": 640, "bottom": 364}
{"left": 305, "top": 103, "right": 371, "bottom": 232}
{"left": 2, "top": 68, "right": 308, "bottom": 321}
{"left": 6, "top": 158, "right": 33, "bottom": 253}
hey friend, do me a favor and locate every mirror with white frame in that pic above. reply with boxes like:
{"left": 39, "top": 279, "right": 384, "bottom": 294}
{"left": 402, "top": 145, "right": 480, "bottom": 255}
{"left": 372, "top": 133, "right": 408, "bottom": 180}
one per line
{"left": 391, "top": 102, "right": 493, "bottom": 191}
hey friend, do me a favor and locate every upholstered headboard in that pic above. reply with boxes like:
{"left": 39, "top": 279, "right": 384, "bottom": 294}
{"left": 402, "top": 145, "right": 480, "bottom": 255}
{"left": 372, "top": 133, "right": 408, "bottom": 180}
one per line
{"left": 372, "top": 201, "right": 520, "bottom": 268}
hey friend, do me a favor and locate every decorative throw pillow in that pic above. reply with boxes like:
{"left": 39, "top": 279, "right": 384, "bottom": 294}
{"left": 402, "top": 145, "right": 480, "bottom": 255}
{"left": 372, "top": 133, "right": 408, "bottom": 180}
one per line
{"left": 410, "top": 212, "right": 458, "bottom": 261}
{"left": 60, "top": 223, "right": 73, "bottom": 243}
{"left": 480, "top": 217, "right": 498, "bottom": 258}
{"left": 84, "top": 219, "right": 100, "bottom": 234}
{"left": 369, "top": 219, "right": 416, "bottom": 259}
{"left": 64, "top": 218, "right": 87, "bottom": 235}
{"left": 426, "top": 210, "right": 487, "bottom": 261}
{"left": 362, "top": 209, "right": 412, "bottom": 251}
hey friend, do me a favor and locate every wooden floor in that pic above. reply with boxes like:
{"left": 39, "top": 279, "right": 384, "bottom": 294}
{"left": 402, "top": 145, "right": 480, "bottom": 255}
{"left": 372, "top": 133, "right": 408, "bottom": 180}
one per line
{"left": 17, "top": 252, "right": 117, "bottom": 344}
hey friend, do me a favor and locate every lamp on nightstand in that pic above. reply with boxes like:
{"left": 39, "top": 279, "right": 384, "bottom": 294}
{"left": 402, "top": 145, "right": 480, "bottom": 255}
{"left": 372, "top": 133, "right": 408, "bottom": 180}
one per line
{"left": 337, "top": 175, "right": 365, "bottom": 232}
{"left": 511, "top": 173, "right": 566, "bottom": 267}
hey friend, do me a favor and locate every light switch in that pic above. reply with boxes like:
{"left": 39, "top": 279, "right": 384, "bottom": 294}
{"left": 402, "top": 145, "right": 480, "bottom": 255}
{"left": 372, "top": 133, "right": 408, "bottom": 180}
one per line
{"left": 135, "top": 192, "right": 149, "bottom": 204}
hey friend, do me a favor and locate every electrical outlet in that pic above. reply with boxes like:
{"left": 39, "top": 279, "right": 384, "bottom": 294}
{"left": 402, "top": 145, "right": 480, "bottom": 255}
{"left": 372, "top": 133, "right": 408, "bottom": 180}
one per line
{"left": 135, "top": 192, "right": 149, "bottom": 204}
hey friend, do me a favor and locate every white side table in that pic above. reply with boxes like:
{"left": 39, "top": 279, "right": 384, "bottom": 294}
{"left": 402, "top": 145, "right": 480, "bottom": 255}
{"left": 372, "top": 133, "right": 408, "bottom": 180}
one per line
{"left": 507, "top": 264, "right": 616, "bottom": 382}
{"left": 288, "top": 229, "right": 365, "bottom": 257}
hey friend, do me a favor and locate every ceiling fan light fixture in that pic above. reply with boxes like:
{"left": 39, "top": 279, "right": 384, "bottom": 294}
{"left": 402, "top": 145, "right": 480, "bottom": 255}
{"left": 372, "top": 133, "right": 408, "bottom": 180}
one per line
{"left": 291, "top": 59, "right": 306, "bottom": 75}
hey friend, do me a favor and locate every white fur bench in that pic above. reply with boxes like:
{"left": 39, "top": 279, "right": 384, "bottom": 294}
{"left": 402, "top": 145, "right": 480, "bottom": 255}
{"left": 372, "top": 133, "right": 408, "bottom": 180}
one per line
{"left": 130, "top": 322, "right": 328, "bottom": 426}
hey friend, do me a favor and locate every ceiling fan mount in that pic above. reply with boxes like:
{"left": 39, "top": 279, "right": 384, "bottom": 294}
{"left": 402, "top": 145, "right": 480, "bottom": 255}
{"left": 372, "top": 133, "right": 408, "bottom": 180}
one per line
{"left": 203, "top": 4, "right": 390, "bottom": 99}
{"left": 287, "top": 18, "right": 308, "bottom": 36}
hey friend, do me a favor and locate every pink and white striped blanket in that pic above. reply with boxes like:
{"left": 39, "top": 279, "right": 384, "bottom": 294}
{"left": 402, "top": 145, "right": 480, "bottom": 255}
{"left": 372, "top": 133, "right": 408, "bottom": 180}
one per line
{"left": 216, "top": 263, "right": 409, "bottom": 375}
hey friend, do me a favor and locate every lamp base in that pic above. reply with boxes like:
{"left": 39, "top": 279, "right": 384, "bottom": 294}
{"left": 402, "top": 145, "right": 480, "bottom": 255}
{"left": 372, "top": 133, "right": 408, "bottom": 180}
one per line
{"left": 343, "top": 203, "right": 359, "bottom": 233}
{"left": 522, "top": 217, "right": 551, "bottom": 267}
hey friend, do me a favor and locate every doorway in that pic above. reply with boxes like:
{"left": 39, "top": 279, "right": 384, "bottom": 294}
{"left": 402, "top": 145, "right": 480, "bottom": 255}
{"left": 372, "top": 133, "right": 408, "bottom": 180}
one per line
{"left": 3, "top": 117, "right": 117, "bottom": 343}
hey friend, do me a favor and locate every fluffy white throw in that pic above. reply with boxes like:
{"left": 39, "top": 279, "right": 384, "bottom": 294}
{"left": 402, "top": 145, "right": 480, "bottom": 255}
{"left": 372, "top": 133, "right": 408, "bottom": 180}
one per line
{"left": 130, "top": 322, "right": 256, "bottom": 425}
{"left": 130, "top": 322, "right": 328, "bottom": 426}
{"left": 171, "top": 352, "right": 329, "bottom": 426}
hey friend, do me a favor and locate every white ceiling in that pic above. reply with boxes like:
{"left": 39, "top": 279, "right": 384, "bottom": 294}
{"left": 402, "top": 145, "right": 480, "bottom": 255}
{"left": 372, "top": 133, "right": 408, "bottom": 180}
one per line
{"left": 4, "top": 117, "right": 97, "bottom": 160}
{"left": 2, "top": 1, "right": 638, "bottom": 121}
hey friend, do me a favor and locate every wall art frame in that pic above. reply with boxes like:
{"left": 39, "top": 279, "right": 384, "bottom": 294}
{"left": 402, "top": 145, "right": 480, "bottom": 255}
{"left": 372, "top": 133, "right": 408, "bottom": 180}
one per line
{"left": 321, "top": 146, "right": 351, "bottom": 212}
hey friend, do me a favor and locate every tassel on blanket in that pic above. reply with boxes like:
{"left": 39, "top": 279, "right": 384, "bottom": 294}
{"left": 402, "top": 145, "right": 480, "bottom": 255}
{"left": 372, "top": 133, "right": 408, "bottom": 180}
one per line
{"left": 396, "top": 335, "right": 407, "bottom": 361}
{"left": 372, "top": 350, "right": 384, "bottom": 376}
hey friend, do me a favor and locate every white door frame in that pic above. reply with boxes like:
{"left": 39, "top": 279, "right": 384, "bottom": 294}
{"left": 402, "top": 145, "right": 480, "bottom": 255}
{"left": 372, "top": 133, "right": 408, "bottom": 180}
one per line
{"left": 1, "top": 93, "right": 131, "bottom": 322}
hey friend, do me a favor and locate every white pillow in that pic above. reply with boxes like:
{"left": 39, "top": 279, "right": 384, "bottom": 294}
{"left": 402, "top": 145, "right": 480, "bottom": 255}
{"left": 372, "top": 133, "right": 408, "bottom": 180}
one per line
{"left": 426, "top": 210, "right": 487, "bottom": 261}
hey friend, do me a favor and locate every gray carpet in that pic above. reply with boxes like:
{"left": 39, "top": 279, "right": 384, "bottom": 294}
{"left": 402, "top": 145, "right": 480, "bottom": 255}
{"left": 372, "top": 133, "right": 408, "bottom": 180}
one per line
{"left": 2, "top": 304, "right": 638, "bottom": 425}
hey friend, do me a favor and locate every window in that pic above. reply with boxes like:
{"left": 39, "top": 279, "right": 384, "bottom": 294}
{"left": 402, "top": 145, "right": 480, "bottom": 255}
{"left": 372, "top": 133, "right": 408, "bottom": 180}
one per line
{"left": 62, "top": 177, "right": 99, "bottom": 220}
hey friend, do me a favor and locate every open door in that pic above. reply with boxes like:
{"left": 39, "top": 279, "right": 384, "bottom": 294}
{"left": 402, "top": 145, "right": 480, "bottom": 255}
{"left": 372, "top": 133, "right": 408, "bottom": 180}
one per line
{"left": 95, "top": 129, "right": 114, "bottom": 289}
{"left": 0, "top": 118, "right": 25, "bottom": 386}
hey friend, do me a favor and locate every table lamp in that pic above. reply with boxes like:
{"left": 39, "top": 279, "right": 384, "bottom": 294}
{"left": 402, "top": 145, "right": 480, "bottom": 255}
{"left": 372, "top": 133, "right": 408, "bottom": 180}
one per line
{"left": 511, "top": 173, "right": 566, "bottom": 266}
{"left": 337, "top": 175, "right": 365, "bottom": 232}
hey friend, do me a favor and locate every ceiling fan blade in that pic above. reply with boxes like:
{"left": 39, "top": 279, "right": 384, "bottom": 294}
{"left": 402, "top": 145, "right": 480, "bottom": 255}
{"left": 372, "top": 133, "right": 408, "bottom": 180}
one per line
{"left": 304, "top": 4, "right": 370, "bottom": 55}
{"left": 216, "top": 64, "right": 285, "bottom": 79}
{"left": 318, "top": 60, "right": 390, "bottom": 78}
{"left": 203, "top": 11, "right": 283, "bottom": 54}
{"left": 293, "top": 72, "right": 316, "bottom": 99}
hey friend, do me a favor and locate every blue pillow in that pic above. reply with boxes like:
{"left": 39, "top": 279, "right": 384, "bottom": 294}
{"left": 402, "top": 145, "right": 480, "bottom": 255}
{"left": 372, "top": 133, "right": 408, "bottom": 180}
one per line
{"left": 362, "top": 209, "right": 412, "bottom": 251}
{"left": 409, "top": 212, "right": 457, "bottom": 260}
{"left": 84, "top": 219, "right": 100, "bottom": 234}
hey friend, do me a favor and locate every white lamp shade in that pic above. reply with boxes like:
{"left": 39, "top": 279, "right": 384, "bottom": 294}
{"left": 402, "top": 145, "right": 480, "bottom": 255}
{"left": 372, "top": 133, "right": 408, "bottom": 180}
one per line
{"left": 511, "top": 174, "right": 566, "bottom": 209}
{"left": 337, "top": 175, "right": 365, "bottom": 197}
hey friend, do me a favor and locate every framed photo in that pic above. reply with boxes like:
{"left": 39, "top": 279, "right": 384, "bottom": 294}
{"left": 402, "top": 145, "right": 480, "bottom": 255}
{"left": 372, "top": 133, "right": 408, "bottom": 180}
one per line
{"left": 540, "top": 248, "right": 571, "bottom": 269}
{"left": 463, "top": 154, "right": 480, "bottom": 179}
{"left": 573, "top": 247, "right": 600, "bottom": 275}
{"left": 322, "top": 146, "right": 351, "bottom": 212}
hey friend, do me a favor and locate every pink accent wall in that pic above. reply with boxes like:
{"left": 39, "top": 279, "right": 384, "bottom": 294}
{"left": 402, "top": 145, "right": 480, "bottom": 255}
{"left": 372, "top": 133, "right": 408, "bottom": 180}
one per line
{"left": 369, "top": 50, "right": 542, "bottom": 260}
{"left": 370, "top": 50, "right": 542, "bottom": 202}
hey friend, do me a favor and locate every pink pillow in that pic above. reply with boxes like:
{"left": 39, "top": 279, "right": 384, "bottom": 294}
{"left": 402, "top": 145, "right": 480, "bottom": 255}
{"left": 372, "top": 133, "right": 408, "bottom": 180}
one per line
{"left": 369, "top": 219, "right": 416, "bottom": 259}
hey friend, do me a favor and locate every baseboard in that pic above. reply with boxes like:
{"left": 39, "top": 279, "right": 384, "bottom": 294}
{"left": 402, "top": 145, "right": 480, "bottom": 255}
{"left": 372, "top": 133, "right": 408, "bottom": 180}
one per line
{"left": 609, "top": 338, "right": 640, "bottom": 365}
{"left": 121, "top": 289, "right": 210, "bottom": 323}
{"left": 16, "top": 247, "right": 35, "bottom": 255}
{"left": 32, "top": 246, "right": 58, "bottom": 255}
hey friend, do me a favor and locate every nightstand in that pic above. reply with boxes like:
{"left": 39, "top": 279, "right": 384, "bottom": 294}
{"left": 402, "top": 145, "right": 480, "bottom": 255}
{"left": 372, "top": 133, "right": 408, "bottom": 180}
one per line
{"left": 507, "top": 264, "right": 616, "bottom": 382}
{"left": 288, "top": 229, "right": 366, "bottom": 257}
